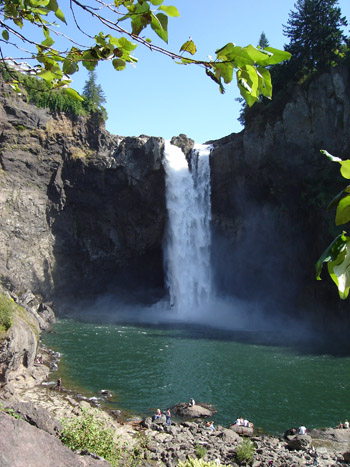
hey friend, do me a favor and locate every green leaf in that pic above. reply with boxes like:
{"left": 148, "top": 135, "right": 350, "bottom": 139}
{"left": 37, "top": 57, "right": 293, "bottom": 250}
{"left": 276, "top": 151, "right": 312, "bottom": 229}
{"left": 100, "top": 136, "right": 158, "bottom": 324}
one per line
{"left": 47, "top": 0, "right": 66, "bottom": 23}
{"left": 179, "top": 40, "right": 196, "bottom": 56}
{"left": 256, "top": 66, "right": 272, "bottom": 98}
{"left": 327, "top": 186, "right": 350, "bottom": 211}
{"left": 237, "top": 66, "right": 260, "bottom": 106}
{"left": 64, "top": 87, "right": 83, "bottom": 101}
{"left": 215, "top": 43, "right": 236, "bottom": 59}
{"left": 30, "top": 0, "right": 50, "bottom": 6}
{"left": 37, "top": 69, "right": 55, "bottom": 84}
{"left": 158, "top": 5, "right": 180, "bottom": 17}
{"left": 316, "top": 232, "right": 349, "bottom": 279}
{"left": 263, "top": 47, "right": 291, "bottom": 65}
{"left": 118, "top": 37, "right": 137, "bottom": 51}
{"left": 213, "top": 62, "right": 233, "bottom": 85}
{"left": 41, "top": 36, "right": 54, "bottom": 47}
{"left": 112, "top": 58, "right": 126, "bottom": 71}
{"left": 2, "top": 30, "right": 9, "bottom": 41}
{"left": 327, "top": 242, "right": 350, "bottom": 299}
{"left": 150, "top": 12, "right": 168, "bottom": 43}
{"left": 335, "top": 195, "right": 350, "bottom": 226}
{"left": 150, "top": 0, "right": 163, "bottom": 4}
{"left": 63, "top": 59, "right": 79, "bottom": 75}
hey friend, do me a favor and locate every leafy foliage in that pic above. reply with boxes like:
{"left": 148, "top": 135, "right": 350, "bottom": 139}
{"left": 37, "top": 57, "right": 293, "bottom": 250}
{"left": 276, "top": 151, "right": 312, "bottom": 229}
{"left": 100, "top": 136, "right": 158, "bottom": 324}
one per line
{"left": 235, "top": 439, "right": 255, "bottom": 464}
{"left": 195, "top": 444, "right": 207, "bottom": 459}
{"left": 60, "top": 409, "right": 122, "bottom": 466}
{"left": 0, "top": 0, "right": 290, "bottom": 106}
{"left": 0, "top": 293, "right": 14, "bottom": 333}
{"left": 316, "top": 150, "right": 350, "bottom": 299}
{"left": 283, "top": 0, "right": 348, "bottom": 77}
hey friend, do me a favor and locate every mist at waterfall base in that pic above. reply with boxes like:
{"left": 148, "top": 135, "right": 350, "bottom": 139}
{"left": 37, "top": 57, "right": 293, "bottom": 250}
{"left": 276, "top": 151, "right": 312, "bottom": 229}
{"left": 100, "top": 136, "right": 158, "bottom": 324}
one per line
{"left": 63, "top": 141, "right": 321, "bottom": 349}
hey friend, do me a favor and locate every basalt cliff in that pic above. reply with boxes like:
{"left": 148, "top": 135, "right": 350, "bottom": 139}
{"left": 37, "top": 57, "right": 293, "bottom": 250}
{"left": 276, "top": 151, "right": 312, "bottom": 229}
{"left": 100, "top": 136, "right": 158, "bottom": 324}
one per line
{"left": 0, "top": 66, "right": 349, "bottom": 332}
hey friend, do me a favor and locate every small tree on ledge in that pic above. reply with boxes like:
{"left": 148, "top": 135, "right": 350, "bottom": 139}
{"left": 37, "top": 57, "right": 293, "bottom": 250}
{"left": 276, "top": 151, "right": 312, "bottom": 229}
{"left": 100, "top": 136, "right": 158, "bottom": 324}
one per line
{"left": 82, "top": 70, "right": 107, "bottom": 121}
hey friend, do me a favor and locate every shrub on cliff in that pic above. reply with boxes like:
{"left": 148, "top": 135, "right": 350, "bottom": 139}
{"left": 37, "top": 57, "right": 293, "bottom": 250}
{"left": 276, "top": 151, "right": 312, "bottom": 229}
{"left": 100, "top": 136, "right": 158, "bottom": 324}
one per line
{"left": 0, "top": 293, "right": 14, "bottom": 334}
{"left": 235, "top": 439, "right": 255, "bottom": 464}
{"left": 60, "top": 409, "right": 122, "bottom": 466}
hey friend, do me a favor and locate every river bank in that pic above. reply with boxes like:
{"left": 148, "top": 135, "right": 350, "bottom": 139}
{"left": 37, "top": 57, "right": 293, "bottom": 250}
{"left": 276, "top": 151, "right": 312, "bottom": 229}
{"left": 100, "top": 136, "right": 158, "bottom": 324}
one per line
{"left": 2, "top": 341, "right": 350, "bottom": 467}
{"left": 1, "top": 290, "right": 350, "bottom": 467}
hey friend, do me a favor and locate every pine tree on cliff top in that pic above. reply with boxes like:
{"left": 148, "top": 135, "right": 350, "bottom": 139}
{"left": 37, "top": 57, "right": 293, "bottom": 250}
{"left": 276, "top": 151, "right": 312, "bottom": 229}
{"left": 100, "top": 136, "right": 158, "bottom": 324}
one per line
{"left": 283, "top": 0, "right": 348, "bottom": 75}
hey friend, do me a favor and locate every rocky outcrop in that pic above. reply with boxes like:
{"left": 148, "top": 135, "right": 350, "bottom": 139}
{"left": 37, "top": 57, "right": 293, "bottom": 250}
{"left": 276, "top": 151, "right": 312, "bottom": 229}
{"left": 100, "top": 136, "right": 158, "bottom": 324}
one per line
{"left": 209, "top": 66, "right": 350, "bottom": 327}
{"left": 0, "top": 79, "right": 166, "bottom": 302}
{"left": 0, "top": 412, "right": 111, "bottom": 467}
{"left": 172, "top": 402, "right": 217, "bottom": 419}
{"left": 0, "top": 286, "right": 55, "bottom": 396}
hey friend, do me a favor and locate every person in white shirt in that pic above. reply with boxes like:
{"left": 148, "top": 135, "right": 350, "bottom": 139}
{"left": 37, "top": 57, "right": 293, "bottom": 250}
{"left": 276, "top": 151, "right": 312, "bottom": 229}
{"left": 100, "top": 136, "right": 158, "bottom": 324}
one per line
{"left": 299, "top": 425, "right": 306, "bottom": 435}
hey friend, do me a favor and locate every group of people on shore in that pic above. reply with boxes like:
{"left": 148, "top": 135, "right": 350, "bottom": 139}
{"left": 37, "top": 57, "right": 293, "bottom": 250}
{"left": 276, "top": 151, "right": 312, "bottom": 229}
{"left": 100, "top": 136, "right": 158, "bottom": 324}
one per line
{"left": 336, "top": 419, "right": 349, "bottom": 429}
{"left": 233, "top": 416, "right": 254, "bottom": 429}
{"left": 153, "top": 408, "right": 172, "bottom": 425}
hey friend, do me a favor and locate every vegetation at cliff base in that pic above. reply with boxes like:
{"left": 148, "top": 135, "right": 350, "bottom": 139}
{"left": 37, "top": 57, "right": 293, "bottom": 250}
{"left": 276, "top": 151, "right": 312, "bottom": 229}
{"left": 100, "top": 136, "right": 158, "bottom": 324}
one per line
{"left": 0, "top": 293, "right": 14, "bottom": 334}
{"left": 235, "top": 439, "right": 255, "bottom": 464}
{"left": 60, "top": 409, "right": 122, "bottom": 466}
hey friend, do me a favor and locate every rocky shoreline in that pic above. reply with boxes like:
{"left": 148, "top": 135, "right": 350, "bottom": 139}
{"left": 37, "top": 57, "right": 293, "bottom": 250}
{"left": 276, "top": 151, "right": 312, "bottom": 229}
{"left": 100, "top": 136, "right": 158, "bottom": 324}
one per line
{"left": 0, "top": 289, "right": 350, "bottom": 466}
{"left": 2, "top": 347, "right": 350, "bottom": 466}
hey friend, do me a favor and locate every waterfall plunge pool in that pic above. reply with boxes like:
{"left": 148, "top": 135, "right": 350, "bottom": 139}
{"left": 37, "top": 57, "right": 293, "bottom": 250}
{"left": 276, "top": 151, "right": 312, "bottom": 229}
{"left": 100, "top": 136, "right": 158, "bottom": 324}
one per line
{"left": 42, "top": 317, "right": 350, "bottom": 435}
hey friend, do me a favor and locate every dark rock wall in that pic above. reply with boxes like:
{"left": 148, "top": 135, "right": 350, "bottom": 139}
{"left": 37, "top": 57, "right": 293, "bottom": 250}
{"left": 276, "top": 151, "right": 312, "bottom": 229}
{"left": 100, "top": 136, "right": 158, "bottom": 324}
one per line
{"left": 0, "top": 80, "right": 166, "bottom": 303}
{"left": 209, "top": 66, "right": 350, "bottom": 327}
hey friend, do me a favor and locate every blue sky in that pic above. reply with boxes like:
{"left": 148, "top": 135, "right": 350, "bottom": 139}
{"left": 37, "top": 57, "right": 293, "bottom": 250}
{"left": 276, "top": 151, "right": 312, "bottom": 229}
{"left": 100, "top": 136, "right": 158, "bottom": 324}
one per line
{"left": 5, "top": 0, "right": 350, "bottom": 143}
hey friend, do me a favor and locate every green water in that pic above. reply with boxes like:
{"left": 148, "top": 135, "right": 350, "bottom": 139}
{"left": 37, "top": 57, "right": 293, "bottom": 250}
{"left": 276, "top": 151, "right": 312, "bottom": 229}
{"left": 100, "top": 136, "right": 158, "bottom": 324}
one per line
{"left": 42, "top": 319, "right": 350, "bottom": 435}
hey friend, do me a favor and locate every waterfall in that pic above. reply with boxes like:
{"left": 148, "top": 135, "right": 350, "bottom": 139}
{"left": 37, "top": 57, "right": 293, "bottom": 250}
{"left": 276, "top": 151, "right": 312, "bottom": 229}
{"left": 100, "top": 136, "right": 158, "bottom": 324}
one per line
{"left": 163, "top": 140, "right": 213, "bottom": 315}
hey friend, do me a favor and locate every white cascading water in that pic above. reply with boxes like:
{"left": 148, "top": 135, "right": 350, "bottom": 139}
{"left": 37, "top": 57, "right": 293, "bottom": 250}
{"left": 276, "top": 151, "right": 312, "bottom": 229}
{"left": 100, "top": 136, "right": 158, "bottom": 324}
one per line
{"left": 163, "top": 140, "right": 213, "bottom": 315}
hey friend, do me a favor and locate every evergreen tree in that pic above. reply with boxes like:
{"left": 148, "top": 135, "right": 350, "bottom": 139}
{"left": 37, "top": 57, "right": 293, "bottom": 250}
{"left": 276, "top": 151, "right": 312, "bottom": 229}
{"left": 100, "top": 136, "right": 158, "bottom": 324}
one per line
{"left": 283, "top": 0, "right": 348, "bottom": 75}
{"left": 258, "top": 32, "right": 270, "bottom": 49}
{"left": 82, "top": 70, "right": 107, "bottom": 120}
{"left": 82, "top": 70, "right": 106, "bottom": 107}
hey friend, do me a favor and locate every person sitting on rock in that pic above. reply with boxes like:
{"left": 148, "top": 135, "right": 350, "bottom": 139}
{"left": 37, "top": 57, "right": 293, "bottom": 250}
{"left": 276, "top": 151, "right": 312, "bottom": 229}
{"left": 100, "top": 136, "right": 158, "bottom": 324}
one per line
{"left": 234, "top": 417, "right": 242, "bottom": 426}
{"left": 189, "top": 398, "right": 195, "bottom": 407}
{"left": 336, "top": 421, "right": 344, "bottom": 429}
{"left": 298, "top": 425, "right": 306, "bottom": 435}
{"left": 243, "top": 418, "right": 250, "bottom": 427}
{"left": 344, "top": 419, "right": 349, "bottom": 429}
{"left": 206, "top": 420, "right": 215, "bottom": 431}
{"left": 153, "top": 409, "right": 162, "bottom": 421}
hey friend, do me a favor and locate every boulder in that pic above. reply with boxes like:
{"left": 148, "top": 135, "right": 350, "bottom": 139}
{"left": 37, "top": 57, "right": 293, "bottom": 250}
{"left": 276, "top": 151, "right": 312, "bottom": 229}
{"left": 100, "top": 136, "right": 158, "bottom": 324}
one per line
{"left": 286, "top": 434, "right": 312, "bottom": 451}
{"left": 0, "top": 412, "right": 111, "bottom": 466}
{"left": 172, "top": 402, "right": 217, "bottom": 419}
{"left": 228, "top": 424, "right": 254, "bottom": 437}
{"left": 2, "top": 401, "right": 62, "bottom": 436}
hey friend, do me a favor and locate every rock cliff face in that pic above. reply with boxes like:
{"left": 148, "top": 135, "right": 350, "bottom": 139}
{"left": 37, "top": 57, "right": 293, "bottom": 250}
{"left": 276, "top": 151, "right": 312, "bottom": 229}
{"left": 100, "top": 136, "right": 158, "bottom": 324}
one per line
{"left": 0, "top": 80, "right": 166, "bottom": 303}
{"left": 0, "top": 67, "right": 349, "bottom": 330}
{"left": 209, "top": 66, "right": 350, "bottom": 326}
